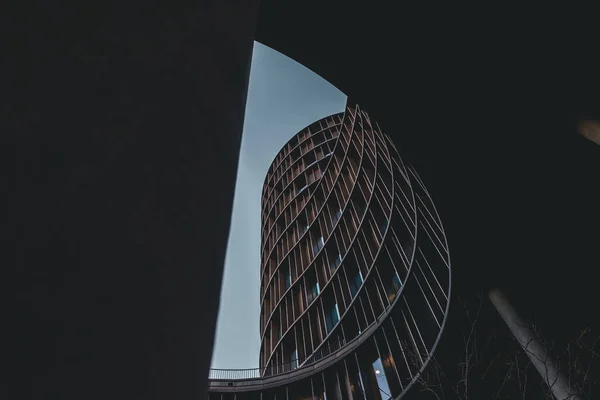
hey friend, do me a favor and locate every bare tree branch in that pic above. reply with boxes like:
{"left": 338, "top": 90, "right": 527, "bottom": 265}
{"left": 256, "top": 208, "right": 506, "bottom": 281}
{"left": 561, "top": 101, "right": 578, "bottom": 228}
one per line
{"left": 409, "top": 292, "right": 599, "bottom": 400}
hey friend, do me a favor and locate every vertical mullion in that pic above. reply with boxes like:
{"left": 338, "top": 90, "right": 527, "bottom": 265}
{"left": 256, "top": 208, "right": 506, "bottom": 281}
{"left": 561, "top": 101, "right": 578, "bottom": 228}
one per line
{"left": 418, "top": 247, "right": 448, "bottom": 301}
{"left": 381, "top": 324, "right": 404, "bottom": 391}
{"left": 373, "top": 266, "right": 391, "bottom": 308}
{"left": 301, "top": 318, "right": 308, "bottom": 362}
{"left": 403, "top": 297, "right": 428, "bottom": 362}
{"left": 413, "top": 261, "right": 441, "bottom": 328}
{"left": 389, "top": 315, "right": 415, "bottom": 377}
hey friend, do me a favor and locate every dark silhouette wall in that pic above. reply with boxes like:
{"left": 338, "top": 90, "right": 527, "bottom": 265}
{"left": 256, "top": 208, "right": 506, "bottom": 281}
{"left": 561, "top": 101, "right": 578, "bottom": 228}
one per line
{"left": 5, "top": 1, "right": 258, "bottom": 399}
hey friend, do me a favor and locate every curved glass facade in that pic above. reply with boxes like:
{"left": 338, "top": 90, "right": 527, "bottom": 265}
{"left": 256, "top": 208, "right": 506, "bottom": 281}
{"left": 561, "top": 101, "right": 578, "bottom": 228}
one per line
{"left": 208, "top": 104, "right": 451, "bottom": 399}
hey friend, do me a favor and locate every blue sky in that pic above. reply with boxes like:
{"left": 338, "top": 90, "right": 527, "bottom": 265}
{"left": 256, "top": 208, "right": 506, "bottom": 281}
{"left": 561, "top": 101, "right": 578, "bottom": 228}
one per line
{"left": 210, "top": 42, "right": 346, "bottom": 369}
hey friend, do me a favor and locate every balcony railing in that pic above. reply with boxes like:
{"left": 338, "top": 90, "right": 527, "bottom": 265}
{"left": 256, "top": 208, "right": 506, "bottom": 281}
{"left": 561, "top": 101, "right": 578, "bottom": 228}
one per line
{"left": 208, "top": 337, "right": 346, "bottom": 380}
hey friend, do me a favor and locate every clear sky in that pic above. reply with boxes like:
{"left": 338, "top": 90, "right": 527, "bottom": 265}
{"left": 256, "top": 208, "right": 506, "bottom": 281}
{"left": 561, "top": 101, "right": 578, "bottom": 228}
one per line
{"left": 210, "top": 42, "right": 347, "bottom": 369}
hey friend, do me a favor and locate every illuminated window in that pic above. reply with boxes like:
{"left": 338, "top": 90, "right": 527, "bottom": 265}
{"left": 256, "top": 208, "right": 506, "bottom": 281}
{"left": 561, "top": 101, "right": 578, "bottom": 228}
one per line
{"left": 372, "top": 358, "right": 392, "bottom": 399}
{"left": 387, "top": 272, "right": 402, "bottom": 302}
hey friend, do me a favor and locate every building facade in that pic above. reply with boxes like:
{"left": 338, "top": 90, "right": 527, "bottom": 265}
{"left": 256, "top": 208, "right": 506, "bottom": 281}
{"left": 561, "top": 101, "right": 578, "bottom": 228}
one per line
{"left": 208, "top": 103, "right": 451, "bottom": 399}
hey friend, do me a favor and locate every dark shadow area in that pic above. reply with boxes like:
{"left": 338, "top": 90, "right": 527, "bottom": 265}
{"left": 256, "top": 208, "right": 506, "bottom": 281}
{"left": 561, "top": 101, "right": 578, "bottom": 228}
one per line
{"left": 255, "top": 2, "right": 600, "bottom": 397}
{"left": 256, "top": 0, "right": 600, "bottom": 343}
{"left": 4, "top": 2, "right": 258, "bottom": 399}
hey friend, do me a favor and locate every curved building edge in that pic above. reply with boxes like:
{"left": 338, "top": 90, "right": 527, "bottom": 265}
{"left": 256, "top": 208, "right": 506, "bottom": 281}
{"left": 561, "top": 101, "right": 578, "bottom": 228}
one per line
{"left": 209, "top": 103, "right": 451, "bottom": 400}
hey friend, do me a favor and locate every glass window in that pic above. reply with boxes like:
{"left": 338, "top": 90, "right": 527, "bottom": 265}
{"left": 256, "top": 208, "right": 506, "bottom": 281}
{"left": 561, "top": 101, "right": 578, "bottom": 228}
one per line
{"left": 379, "top": 219, "right": 389, "bottom": 236}
{"left": 284, "top": 267, "right": 292, "bottom": 289}
{"left": 313, "top": 236, "right": 325, "bottom": 255}
{"left": 307, "top": 281, "right": 320, "bottom": 305}
{"left": 332, "top": 208, "right": 343, "bottom": 226}
{"left": 324, "top": 303, "right": 340, "bottom": 333}
{"left": 274, "top": 317, "right": 282, "bottom": 340}
{"left": 330, "top": 253, "right": 342, "bottom": 272}
{"left": 349, "top": 270, "right": 363, "bottom": 298}
{"left": 387, "top": 272, "right": 402, "bottom": 302}
{"left": 360, "top": 203, "right": 368, "bottom": 217}
{"left": 306, "top": 204, "right": 313, "bottom": 218}
{"left": 290, "top": 348, "right": 298, "bottom": 370}
{"left": 392, "top": 272, "right": 401, "bottom": 292}
{"left": 372, "top": 358, "right": 392, "bottom": 399}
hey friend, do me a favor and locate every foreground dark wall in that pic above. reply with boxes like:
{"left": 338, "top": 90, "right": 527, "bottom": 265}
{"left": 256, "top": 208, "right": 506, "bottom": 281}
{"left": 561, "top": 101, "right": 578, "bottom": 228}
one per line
{"left": 255, "top": 2, "right": 600, "bottom": 344}
{"left": 5, "top": 1, "right": 258, "bottom": 399}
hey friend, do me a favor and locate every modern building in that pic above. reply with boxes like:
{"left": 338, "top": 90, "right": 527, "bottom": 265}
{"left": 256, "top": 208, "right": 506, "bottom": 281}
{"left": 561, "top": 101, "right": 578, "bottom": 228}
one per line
{"left": 208, "top": 103, "right": 451, "bottom": 399}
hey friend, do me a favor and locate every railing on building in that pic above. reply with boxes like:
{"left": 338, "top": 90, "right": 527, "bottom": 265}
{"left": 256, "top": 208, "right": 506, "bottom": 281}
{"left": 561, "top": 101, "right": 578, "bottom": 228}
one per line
{"left": 209, "top": 337, "right": 346, "bottom": 380}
